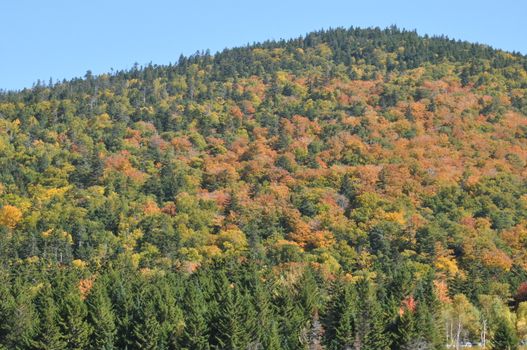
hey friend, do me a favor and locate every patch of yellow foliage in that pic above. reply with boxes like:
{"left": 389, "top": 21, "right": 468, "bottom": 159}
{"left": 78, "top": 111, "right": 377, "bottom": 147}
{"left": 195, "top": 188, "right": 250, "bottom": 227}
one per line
{"left": 0, "top": 205, "right": 23, "bottom": 229}
{"left": 435, "top": 256, "right": 459, "bottom": 276}
{"left": 72, "top": 259, "right": 87, "bottom": 269}
{"left": 382, "top": 211, "right": 406, "bottom": 225}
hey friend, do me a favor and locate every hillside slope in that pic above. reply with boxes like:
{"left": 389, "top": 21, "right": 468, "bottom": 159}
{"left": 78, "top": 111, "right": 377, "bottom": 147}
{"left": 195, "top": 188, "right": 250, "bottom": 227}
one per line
{"left": 1, "top": 27, "right": 527, "bottom": 349}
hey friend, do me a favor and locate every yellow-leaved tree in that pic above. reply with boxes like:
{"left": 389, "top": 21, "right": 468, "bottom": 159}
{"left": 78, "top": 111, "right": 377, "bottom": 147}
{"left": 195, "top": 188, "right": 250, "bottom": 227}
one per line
{"left": 0, "top": 205, "right": 22, "bottom": 229}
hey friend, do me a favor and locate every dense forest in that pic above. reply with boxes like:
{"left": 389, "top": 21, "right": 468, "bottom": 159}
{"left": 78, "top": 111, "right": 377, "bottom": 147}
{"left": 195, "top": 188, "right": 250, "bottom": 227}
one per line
{"left": 1, "top": 26, "right": 527, "bottom": 349}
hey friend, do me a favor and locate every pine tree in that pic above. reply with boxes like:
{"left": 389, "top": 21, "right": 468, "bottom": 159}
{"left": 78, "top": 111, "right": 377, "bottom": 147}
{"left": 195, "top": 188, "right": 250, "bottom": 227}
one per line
{"left": 0, "top": 277, "right": 16, "bottom": 349}
{"left": 0, "top": 276, "right": 38, "bottom": 349}
{"left": 254, "top": 279, "right": 280, "bottom": 350}
{"left": 411, "top": 304, "right": 438, "bottom": 350}
{"left": 392, "top": 309, "right": 418, "bottom": 350}
{"left": 491, "top": 318, "right": 518, "bottom": 350}
{"left": 155, "top": 278, "right": 185, "bottom": 349}
{"left": 265, "top": 320, "right": 282, "bottom": 350}
{"left": 354, "top": 278, "right": 390, "bottom": 350}
{"left": 59, "top": 289, "right": 91, "bottom": 350}
{"left": 106, "top": 268, "right": 136, "bottom": 350}
{"left": 0, "top": 276, "right": 27, "bottom": 349}
{"left": 278, "top": 289, "right": 308, "bottom": 350}
{"left": 414, "top": 272, "right": 444, "bottom": 349}
{"left": 334, "top": 306, "right": 355, "bottom": 350}
{"left": 132, "top": 299, "right": 161, "bottom": 350}
{"left": 298, "top": 268, "right": 321, "bottom": 317}
{"left": 363, "top": 306, "right": 390, "bottom": 350}
{"left": 31, "top": 286, "right": 67, "bottom": 350}
{"left": 87, "top": 279, "right": 116, "bottom": 350}
{"left": 212, "top": 285, "right": 254, "bottom": 349}
{"left": 181, "top": 282, "right": 210, "bottom": 350}
{"left": 323, "top": 281, "right": 355, "bottom": 350}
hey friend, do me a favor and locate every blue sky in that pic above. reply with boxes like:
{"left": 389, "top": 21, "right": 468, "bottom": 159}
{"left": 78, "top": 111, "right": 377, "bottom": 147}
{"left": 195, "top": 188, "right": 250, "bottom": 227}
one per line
{"left": 1, "top": 0, "right": 525, "bottom": 91}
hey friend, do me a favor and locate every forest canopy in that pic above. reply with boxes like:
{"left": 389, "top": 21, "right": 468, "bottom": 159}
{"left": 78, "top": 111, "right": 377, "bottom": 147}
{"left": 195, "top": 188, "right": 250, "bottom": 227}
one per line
{"left": 1, "top": 26, "right": 527, "bottom": 349}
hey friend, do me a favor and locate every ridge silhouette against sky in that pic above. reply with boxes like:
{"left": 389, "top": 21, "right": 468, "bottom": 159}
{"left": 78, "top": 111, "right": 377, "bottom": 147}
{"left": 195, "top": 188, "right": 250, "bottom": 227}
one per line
{"left": 1, "top": 0, "right": 525, "bottom": 91}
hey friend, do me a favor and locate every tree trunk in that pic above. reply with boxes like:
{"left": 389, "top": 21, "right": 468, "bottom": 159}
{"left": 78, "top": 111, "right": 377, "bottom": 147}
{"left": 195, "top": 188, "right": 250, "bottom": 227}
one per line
{"left": 455, "top": 319, "right": 462, "bottom": 350}
{"left": 481, "top": 319, "right": 487, "bottom": 348}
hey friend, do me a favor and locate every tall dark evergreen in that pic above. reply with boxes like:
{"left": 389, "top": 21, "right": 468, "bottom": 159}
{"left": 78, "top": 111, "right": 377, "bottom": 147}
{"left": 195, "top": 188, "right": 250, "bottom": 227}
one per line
{"left": 323, "top": 280, "right": 356, "bottom": 350}
{"left": 131, "top": 298, "right": 161, "bottom": 350}
{"left": 181, "top": 282, "right": 210, "bottom": 350}
{"left": 354, "top": 278, "right": 390, "bottom": 350}
{"left": 59, "top": 289, "right": 91, "bottom": 350}
{"left": 212, "top": 285, "right": 256, "bottom": 350}
{"left": 278, "top": 288, "right": 309, "bottom": 350}
{"left": 154, "top": 278, "right": 185, "bottom": 349}
{"left": 491, "top": 318, "right": 518, "bottom": 350}
{"left": 31, "top": 286, "right": 67, "bottom": 350}
{"left": 87, "top": 278, "right": 116, "bottom": 350}
{"left": 0, "top": 275, "right": 37, "bottom": 349}
{"left": 253, "top": 279, "right": 281, "bottom": 350}
{"left": 391, "top": 308, "right": 418, "bottom": 350}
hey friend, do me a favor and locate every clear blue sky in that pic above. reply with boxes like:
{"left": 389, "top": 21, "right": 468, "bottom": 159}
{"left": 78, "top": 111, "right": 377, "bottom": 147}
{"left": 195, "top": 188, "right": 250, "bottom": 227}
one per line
{"left": 1, "top": 0, "right": 525, "bottom": 91}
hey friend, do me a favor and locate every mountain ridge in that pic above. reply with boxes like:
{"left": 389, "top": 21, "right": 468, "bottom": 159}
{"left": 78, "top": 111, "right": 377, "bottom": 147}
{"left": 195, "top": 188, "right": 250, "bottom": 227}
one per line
{"left": 2, "top": 26, "right": 525, "bottom": 96}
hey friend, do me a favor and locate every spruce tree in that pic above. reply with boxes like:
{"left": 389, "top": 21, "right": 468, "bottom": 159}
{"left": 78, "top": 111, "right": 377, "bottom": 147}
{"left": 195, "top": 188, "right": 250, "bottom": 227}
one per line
{"left": 278, "top": 289, "right": 308, "bottom": 350}
{"left": 298, "top": 268, "right": 321, "bottom": 317}
{"left": 181, "top": 282, "right": 210, "bottom": 350}
{"left": 87, "top": 279, "right": 116, "bottom": 350}
{"left": 132, "top": 299, "right": 161, "bottom": 350}
{"left": 334, "top": 306, "right": 355, "bottom": 350}
{"left": 323, "top": 281, "right": 355, "bottom": 350}
{"left": 0, "top": 277, "right": 17, "bottom": 349}
{"left": 212, "top": 285, "right": 254, "bottom": 349}
{"left": 254, "top": 279, "right": 280, "bottom": 350}
{"left": 414, "top": 272, "right": 444, "bottom": 349}
{"left": 491, "top": 318, "right": 518, "bottom": 350}
{"left": 59, "top": 289, "right": 91, "bottom": 350}
{"left": 106, "top": 268, "right": 136, "bottom": 350}
{"left": 1, "top": 276, "right": 38, "bottom": 349}
{"left": 354, "top": 278, "right": 390, "bottom": 350}
{"left": 154, "top": 278, "right": 185, "bottom": 349}
{"left": 392, "top": 309, "right": 418, "bottom": 350}
{"left": 31, "top": 286, "right": 67, "bottom": 350}
{"left": 265, "top": 320, "right": 282, "bottom": 350}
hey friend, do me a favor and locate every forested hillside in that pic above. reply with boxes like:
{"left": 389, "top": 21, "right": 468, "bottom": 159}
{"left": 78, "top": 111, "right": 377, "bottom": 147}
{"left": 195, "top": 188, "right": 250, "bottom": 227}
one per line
{"left": 1, "top": 26, "right": 527, "bottom": 349}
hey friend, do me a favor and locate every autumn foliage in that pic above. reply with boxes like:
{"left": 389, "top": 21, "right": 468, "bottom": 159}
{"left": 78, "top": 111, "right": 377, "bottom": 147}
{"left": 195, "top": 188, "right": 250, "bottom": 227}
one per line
{"left": 0, "top": 26, "right": 526, "bottom": 348}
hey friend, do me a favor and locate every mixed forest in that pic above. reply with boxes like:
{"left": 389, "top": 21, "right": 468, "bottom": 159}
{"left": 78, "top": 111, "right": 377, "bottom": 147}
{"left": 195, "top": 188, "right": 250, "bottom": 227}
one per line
{"left": 1, "top": 26, "right": 527, "bottom": 349}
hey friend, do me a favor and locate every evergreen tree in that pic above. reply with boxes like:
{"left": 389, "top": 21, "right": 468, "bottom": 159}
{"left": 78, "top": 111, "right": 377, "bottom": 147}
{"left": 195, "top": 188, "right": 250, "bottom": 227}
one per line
{"left": 391, "top": 308, "right": 418, "bottom": 350}
{"left": 354, "top": 277, "right": 390, "bottom": 350}
{"left": 414, "top": 273, "right": 444, "bottom": 349}
{"left": 298, "top": 268, "right": 322, "bottom": 317}
{"left": 87, "top": 279, "right": 116, "bottom": 350}
{"left": 59, "top": 288, "right": 91, "bottom": 350}
{"left": 265, "top": 320, "right": 283, "bottom": 350}
{"left": 491, "top": 317, "right": 518, "bottom": 350}
{"left": 323, "top": 281, "right": 355, "bottom": 350}
{"left": 107, "top": 268, "right": 136, "bottom": 350}
{"left": 212, "top": 285, "right": 255, "bottom": 349}
{"left": 132, "top": 298, "right": 161, "bottom": 350}
{"left": 181, "top": 282, "right": 210, "bottom": 350}
{"left": 334, "top": 305, "right": 355, "bottom": 350}
{"left": 0, "top": 23, "right": 527, "bottom": 350}
{"left": 0, "top": 274, "right": 37, "bottom": 349}
{"left": 278, "top": 288, "right": 308, "bottom": 350}
{"left": 31, "top": 286, "right": 67, "bottom": 350}
{"left": 154, "top": 277, "right": 185, "bottom": 349}
{"left": 253, "top": 279, "right": 281, "bottom": 350}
